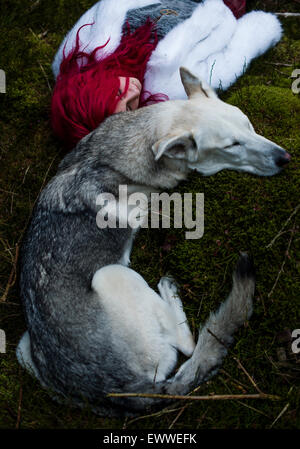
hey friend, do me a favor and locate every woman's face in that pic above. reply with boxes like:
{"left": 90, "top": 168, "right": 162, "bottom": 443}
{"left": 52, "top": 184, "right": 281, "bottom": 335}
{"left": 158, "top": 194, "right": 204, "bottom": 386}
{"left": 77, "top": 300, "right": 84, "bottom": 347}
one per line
{"left": 113, "top": 77, "right": 142, "bottom": 113}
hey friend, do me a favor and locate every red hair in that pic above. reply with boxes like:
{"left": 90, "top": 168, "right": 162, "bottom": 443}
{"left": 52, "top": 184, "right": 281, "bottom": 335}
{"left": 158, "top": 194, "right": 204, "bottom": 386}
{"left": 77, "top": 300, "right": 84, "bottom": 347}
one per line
{"left": 224, "top": 0, "right": 246, "bottom": 19}
{"left": 51, "top": 19, "right": 167, "bottom": 149}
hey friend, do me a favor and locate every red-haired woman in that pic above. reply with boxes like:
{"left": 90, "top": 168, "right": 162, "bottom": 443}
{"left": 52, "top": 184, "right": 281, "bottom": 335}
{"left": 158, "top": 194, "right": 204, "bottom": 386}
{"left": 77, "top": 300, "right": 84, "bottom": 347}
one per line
{"left": 51, "top": 0, "right": 281, "bottom": 149}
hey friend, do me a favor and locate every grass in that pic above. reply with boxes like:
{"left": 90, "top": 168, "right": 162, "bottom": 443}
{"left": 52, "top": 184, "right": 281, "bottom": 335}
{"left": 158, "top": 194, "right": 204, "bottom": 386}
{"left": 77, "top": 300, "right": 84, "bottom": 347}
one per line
{"left": 0, "top": 0, "right": 299, "bottom": 430}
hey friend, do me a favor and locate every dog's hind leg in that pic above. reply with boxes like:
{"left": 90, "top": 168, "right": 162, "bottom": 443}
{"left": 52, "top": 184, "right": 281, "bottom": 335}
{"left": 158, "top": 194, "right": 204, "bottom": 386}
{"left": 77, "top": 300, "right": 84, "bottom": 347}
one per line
{"left": 92, "top": 264, "right": 194, "bottom": 382}
{"left": 158, "top": 276, "right": 195, "bottom": 357}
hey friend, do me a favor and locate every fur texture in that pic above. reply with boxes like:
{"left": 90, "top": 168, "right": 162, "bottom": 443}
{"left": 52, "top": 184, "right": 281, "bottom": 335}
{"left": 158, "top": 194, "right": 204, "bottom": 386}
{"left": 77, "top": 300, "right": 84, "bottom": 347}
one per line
{"left": 52, "top": 0, "right": 282, "bottom": 97}
{"left": 17, "top": 69, "right": 289, "bottom": 416}
{"left": 51, "top": 19, "right": 163, "bottom": 149}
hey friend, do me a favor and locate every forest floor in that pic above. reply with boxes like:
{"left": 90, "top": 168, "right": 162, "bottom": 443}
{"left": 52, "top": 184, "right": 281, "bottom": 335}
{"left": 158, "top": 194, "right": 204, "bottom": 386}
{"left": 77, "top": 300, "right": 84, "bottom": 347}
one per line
{"left": 0, "top": 0, "right": 299, "bottom": 429}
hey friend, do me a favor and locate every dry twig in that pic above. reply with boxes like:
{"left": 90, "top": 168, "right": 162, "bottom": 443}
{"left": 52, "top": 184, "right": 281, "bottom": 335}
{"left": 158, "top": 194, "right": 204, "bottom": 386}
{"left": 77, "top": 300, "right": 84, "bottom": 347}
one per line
{"left": 236, "top": 400, "right": 271, "bottom": 419}
{"left": 270, "top": 403, "right": 290, "bottom": 428}
{"left": 275, "top": 12, "right": 300, "bottom": 17}
{"left": 268, "top": 222, "right": 296, "bottom": 299}
{"left": 0, "top": 244, "right": 19, "bottom": 303}
{"left": 233, "top": 357, "right": 263, "bottom": 394}
{"left": 107, "top": 392, "right": 280, "bottom": 401}
{"left": 207, "top": 328, "right": 230, "bottom": 350}
{"left": 264, "top": 62, "right": 293, "bottom": 67}
{"left": 266, "top": 204, "right": 299, "bottom": 249}
{"left": 219, "top": 368, "right": 249, "bottom": 391}
{"left": 124, "top": 406, "right": 184, "bottom": 428}
{"left": 168, "top": 403, "right": 190, "bottom": 429}
{"left": 208, "top": 329, "right": 265, "bottom": 395}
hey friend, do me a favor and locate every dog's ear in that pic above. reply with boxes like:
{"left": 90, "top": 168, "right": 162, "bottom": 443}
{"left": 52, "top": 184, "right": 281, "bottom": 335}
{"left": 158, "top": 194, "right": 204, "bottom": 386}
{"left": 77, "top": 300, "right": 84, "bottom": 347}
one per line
{"left": 152, "top": 132, "right": 197, "bottom": 162}
{"left": 180, "top": 67, "right": 217, "bottom": 99}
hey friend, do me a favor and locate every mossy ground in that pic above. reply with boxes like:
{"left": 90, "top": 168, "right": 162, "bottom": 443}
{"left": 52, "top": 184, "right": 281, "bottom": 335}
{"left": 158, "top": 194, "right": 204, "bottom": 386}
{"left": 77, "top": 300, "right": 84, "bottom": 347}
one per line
{"left": 0, "top": 0, "right": 299, "bottom": 430}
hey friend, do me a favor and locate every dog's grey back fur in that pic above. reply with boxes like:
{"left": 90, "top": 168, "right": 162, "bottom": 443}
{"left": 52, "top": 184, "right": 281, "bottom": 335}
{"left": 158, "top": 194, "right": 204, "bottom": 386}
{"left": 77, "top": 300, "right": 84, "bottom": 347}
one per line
{"left": 18, "top": 71, "right": 263, "bottom": 415}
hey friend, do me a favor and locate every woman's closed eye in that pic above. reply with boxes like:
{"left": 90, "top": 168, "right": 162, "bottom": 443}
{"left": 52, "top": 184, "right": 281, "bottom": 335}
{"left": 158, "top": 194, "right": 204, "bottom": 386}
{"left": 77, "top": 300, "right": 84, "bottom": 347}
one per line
{"left": 113, "top": 77, "right": 142, "bottom": 114}
{"left": 117, "top": 89, "right": 132, "bottom": 110}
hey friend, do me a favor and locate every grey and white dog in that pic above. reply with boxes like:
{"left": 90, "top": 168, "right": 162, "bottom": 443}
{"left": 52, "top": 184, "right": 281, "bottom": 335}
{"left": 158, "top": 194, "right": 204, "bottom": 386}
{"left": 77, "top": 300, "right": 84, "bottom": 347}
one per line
{"left": 17, "top": 68, "right": 290, "bottom": 416}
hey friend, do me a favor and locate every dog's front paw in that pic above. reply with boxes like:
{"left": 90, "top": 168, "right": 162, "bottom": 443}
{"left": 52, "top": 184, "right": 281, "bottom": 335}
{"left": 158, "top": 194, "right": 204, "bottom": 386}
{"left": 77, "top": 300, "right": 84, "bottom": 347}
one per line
{"left": 158, "top": 275, "right": 178, "bottom": 298}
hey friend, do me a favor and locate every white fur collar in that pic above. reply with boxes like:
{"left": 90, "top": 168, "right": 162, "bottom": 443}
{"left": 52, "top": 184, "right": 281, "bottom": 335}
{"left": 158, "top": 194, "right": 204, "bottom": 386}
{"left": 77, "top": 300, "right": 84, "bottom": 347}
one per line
{"left": 52, "top": 0, "right": 282, "bottom": 99}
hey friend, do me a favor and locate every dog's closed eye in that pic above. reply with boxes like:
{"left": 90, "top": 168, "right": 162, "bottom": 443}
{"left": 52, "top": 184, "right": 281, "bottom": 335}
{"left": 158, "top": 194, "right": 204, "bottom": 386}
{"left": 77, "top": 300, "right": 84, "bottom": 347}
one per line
{"left": 224, "top": 142, "right": 240, "bottom": 149}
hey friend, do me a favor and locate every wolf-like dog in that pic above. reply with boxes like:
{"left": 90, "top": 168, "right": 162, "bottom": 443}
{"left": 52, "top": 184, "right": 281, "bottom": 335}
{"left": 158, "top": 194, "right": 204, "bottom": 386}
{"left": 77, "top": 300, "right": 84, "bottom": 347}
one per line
{"left": 17, "top": 68, "right": 290, "bottom": 416}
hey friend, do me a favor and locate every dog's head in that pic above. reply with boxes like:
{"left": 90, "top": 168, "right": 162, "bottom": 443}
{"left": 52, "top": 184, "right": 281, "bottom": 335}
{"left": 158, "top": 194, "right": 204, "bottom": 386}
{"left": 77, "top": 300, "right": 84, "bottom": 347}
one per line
{"left": 152, "top": 67, "right": 290, "bottom": 176}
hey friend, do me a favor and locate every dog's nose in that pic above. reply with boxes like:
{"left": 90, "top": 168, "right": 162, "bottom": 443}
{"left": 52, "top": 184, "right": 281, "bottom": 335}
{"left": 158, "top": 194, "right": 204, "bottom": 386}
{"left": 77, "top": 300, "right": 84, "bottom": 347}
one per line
{"left": 275, "top": 152, "right": 291, "bottom": 167}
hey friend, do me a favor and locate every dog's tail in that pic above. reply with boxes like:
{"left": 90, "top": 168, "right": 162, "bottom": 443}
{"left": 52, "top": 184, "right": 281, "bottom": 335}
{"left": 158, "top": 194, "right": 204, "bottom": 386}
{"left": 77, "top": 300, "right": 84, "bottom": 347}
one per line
{"left": 108, "top": 253, "right": 255, "bottom": 413}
